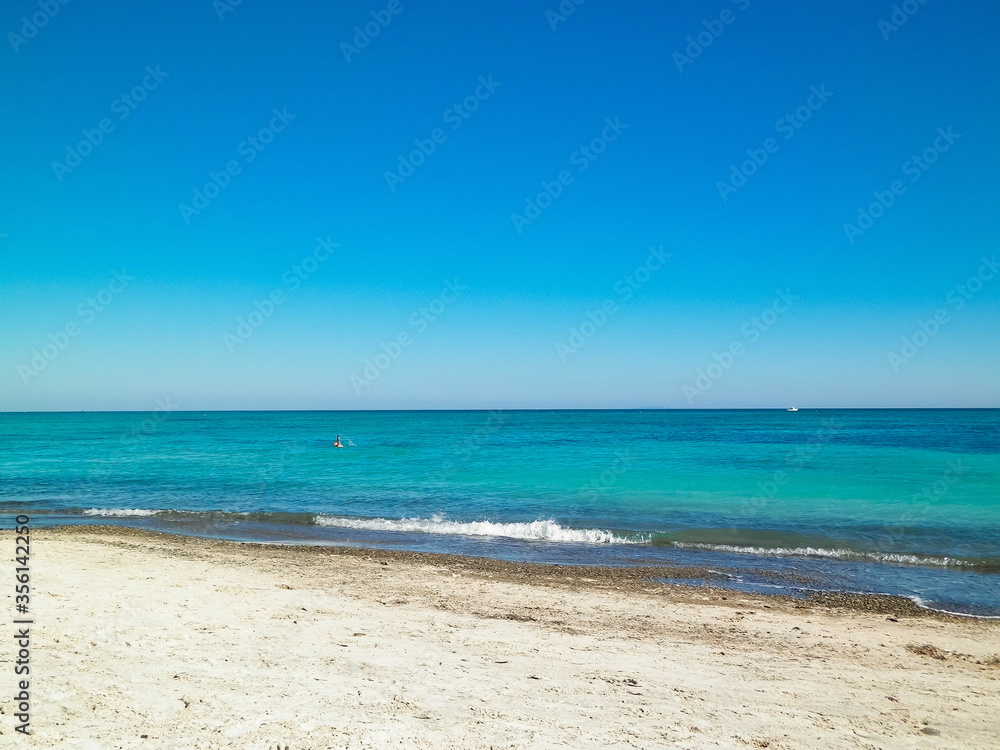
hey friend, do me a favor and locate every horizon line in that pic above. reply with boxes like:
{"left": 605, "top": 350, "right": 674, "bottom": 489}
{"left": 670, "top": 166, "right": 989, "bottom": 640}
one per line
{"left": 2, "top": 407, "right": 998, "bottom": 414}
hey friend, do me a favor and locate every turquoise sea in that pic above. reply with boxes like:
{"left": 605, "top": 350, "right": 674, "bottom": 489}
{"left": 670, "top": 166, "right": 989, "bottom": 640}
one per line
{"left": 2, "top": 409, "right": 998, "bottom": 616}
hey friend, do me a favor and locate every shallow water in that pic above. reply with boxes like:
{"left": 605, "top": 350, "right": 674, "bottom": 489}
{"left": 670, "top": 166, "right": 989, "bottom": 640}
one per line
{"left": 2, "top": 409, "right": 998, "bottom": 615}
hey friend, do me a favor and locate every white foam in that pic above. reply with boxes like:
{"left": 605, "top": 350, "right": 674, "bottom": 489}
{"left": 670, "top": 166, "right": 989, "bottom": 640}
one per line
{"left": 83, "top": 508, "right": 161, "bottom": 517}
{"left": 670, "top": 542, "right": 961, "bottom": 568}
{"left": 314, "top": 515, "right": 634, "bottom": 544}
{"left": 909, "top": 597, "right": 1000, "bottom": 620}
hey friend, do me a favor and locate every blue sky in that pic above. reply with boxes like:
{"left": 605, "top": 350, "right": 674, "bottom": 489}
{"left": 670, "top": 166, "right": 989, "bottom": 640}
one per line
{"left": 1, "top": 0, "right": 998, "bottom": 410}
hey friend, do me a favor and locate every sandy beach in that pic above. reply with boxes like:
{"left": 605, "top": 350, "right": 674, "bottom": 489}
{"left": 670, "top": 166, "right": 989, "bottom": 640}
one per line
{"left": 3, "top": 527, "right": 998, "bottom": 749}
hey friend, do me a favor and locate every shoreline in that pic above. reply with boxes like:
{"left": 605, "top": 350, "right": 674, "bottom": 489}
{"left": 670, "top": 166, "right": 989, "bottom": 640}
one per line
{"left": 40, "top": 524, "right": 1000, "bottom": 620}
{"left": 23, "top": 510, "right": 1000, "bottom": 575}
{"left": 6, "top": 525, "right": 999, "bottom": 748}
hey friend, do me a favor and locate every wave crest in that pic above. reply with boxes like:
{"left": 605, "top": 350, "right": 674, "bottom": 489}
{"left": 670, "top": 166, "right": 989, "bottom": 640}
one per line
{"left": 670, "top": 541, "right": 983, "bottom": 569}
{"left": 314, "top": 515, "right": 633, "bottom": 544}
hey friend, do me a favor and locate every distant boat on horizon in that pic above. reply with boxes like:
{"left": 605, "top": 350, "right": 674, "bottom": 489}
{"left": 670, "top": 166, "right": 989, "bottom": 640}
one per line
{"left": 786, "top": 407, "right": 799, "bottom": 412}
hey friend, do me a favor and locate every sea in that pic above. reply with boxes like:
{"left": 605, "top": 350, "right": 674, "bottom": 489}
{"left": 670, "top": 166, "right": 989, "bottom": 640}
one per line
{"left": 2, "top": 409, "right": 998, "bottom": 617}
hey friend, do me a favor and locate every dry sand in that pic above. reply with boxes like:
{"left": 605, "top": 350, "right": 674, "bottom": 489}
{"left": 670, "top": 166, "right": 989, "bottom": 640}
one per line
{"left": 2, "top": 526, "right": 998, "bottom": 749}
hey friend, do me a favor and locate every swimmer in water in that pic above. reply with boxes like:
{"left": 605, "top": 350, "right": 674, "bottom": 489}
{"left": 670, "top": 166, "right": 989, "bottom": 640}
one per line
{"left": 333, "top": 435, "right": 343, "bottom": 448}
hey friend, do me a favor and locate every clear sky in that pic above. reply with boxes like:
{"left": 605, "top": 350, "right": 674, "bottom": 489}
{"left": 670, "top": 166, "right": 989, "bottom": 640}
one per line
{"left": 2, "top": 0, "right": 998, "bottom": 410}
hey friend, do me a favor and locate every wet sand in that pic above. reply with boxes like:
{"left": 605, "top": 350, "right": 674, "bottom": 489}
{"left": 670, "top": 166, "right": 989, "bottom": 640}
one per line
{"left": 4, "top": 526, "right": 998, "bottom": 749}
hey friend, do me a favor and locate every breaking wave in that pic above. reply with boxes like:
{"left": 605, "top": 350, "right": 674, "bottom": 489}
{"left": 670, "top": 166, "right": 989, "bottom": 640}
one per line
{"left": 668, "top": 541, "right": 999, "bottom": 571}
{"left": 314, "top": 515, "right": 636, "bottom": 544}
{"left": 48, "top": 510, "right": 1000, "bottom": 573}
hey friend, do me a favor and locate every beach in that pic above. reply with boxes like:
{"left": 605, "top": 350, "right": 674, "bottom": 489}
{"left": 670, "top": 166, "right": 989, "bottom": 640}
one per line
{"left": 6, "top": 410, "right": 1000, "bottom": 617}
{"left": 4, "top": 527, "right": 998, "bottom": 749}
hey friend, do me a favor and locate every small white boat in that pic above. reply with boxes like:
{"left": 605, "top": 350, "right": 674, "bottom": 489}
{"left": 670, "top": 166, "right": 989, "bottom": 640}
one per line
{"left": 786, "top": 407, "right": 798, "bottom": 412}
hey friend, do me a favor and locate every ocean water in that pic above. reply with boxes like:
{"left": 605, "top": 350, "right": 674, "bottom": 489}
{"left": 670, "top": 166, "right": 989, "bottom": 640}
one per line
{"left": 2, "top": 409, "right": 998, "bottom": 616}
